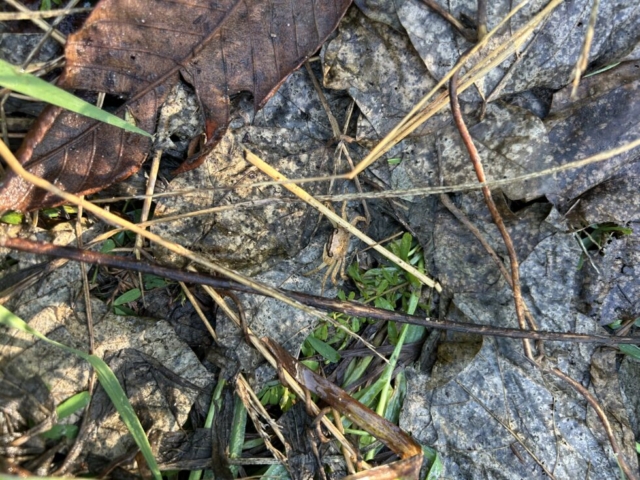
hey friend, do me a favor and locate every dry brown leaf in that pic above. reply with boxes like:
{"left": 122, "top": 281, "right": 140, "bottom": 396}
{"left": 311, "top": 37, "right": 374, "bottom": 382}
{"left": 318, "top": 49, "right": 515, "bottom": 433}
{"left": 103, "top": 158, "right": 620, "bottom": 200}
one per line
{"left": 0, "top": 0, "right": 352, "bottom": 211}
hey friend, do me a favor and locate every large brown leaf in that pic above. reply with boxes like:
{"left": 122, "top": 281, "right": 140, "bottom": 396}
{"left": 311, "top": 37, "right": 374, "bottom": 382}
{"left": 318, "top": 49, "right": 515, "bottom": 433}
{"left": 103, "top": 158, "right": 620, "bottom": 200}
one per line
{"left": 0, "top": 0, "right": 352, "bottom": 211}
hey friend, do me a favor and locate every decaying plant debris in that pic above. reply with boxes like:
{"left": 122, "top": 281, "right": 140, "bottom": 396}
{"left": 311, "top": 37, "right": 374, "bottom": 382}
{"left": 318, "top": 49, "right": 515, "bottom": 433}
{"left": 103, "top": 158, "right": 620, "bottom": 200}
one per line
{"left": 1, "top": 0, "right": 640, "bottom": 479}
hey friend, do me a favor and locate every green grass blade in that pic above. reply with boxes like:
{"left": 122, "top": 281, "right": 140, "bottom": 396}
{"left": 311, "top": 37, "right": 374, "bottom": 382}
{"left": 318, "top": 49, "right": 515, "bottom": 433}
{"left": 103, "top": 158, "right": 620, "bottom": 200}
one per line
{"left": 619, "top": 344, "right": 640, "bottom": 360}
{"left": 422, "top": 445, "right": 444, "bottom": 480}
{"left": 0, "top": 305, "right": 161, "bottom": 480}
{"left": 261, "top": 463, "right": 290, "bottom": 479}
{"left": 383, "top": 370, "right": 406, "bottom": 424}
{"left": 229, "top": 394, "right": 248, "bottom": 477}
{"left": 362, "top": 324, "right": 410, "bottom": 460}
{"left": 189, "top": 378, "right": 226, "bottom": 480}
{"left": 0, "top": 59, "right": 152, "bottom": 138}
{"left": 56, "top": 391, "right": 91, "bottom": 419}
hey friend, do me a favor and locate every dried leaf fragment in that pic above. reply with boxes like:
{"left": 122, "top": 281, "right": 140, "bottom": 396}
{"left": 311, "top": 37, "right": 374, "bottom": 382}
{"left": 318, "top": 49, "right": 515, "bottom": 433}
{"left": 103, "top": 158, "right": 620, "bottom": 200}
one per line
{"left": 0, "top": 0, "right": 352, "bottom": 211}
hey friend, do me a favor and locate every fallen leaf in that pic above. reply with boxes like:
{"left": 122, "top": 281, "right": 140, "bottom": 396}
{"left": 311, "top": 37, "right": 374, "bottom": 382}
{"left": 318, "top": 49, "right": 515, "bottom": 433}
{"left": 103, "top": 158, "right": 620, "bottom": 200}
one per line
{"left": 544, "top": 61, "right": 640, "bottom": 212}
{"left": 353, "top": 0, "right": 403, "bottom": 31}
{"left": 323, "top": 7, "right": 439, "bottom": 139}
{"left": 0, "top": 0, "right": 352, "bottom": 211}
{"left": 150, "top": 67, "right": 349, "bottom": 274}
{"left": 400, "top": 229, "right": 638, "bottom": 477}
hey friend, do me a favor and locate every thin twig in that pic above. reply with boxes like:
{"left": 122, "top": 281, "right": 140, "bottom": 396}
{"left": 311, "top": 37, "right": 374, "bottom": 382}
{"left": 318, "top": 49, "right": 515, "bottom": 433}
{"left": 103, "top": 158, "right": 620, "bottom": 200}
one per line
{"left": 337, "top": 102, "right": 371, "bottom": 223}
{"left": 0, "top": 7, "right": 91, "bottom": 20}
{"left": 179, "top": 281, "right": 218, "bottom": 342}
{"left": 3, "top": 0, "right": 66, "bottom": 45}
{"left": 546, "top": 365, "right": 638, "bottom": 480}
{"left": 73, "top": 203, "right": 95, "bottom": 354}
{"left": 305, "top": 64, "right": 371, "bottom": 222}
{"left": 449, "top": 64, "right": 536, "bottom": 360}
{"left": 70, "top": 203, "right": 109, "bottom": 479}
{"left": 83, "top": 135, "right": 640, "bottom": 208}
{"left": 135, "top": 149, "right": 162, "bottom": 255}
{"left": 135, "top": 149, "right": 162, "bottom": 306}
{"left": 51, "top": 201, "right": 101, "bottom": 476}
{"left": 304, "top": 61, "right": 341, "bottom": 138}
{"left": 3, "top": 237, "right": 639, "bottom": 347}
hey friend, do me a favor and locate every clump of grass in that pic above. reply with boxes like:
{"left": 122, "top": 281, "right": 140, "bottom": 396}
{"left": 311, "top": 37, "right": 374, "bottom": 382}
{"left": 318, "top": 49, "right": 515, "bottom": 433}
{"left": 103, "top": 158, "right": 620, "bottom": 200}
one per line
{"left": 269, "top": 233, "right": 442, "bottom": 472}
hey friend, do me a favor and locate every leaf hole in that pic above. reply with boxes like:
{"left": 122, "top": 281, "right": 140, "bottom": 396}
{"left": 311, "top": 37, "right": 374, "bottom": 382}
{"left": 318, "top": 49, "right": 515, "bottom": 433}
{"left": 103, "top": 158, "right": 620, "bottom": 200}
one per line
{"left": 101, "top": 93, "right": 128, "bottom": 112}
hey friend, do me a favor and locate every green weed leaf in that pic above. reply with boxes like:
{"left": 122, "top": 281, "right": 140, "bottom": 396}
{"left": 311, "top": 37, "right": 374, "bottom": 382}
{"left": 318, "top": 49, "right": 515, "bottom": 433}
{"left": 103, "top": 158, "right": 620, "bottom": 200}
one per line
{"left": 143, "top": 274, "right": 170, "bottom": 290}
{"left": 41, "top": 424, "right": 79, "bottom": 440}
{"left": 57, "top": 391, "right": 90, "bottom": 419}
{"left": 114, "top": 288, "right": 141, "bottom": 306}
{"left": 1, "top": 211, "right": 23, "bottom": 225}
{"left": 305, "top": 336, "right": 341, "bottom": 363}
{"left": 100, "top": 239, "right": 117, "bottom": 254}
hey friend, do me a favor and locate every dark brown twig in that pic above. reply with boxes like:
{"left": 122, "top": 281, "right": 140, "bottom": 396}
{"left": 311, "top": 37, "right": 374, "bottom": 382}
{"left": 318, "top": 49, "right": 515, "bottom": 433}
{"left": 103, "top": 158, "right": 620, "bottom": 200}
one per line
{"left": 2, "top": 237, "right": 638, "bottom": 347}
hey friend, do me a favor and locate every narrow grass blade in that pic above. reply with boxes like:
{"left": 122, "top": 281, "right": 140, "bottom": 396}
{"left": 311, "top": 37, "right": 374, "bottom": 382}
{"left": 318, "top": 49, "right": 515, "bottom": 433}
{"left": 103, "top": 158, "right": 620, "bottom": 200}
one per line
{"left": 114, "top": 288, "right": 142, "bottom": 305}
{"left": 189, "top": 378, "right": 226, "bottom": 480}
{"left": 56, "top": 391, "right": 91, "bottom": 419}
{"left": 261, "top": 463, "right": 290, "bottom": 479}
{"left": 0, "top": 305, "right": 161, "bottom": 480}
{"left": 423, "top": 445, "right": 444, "bottom": 480}
{"left": 229, "top": 393, "right": 248, "bottom": 476}
{"left": 0, "top": 59, "right": 152, "bottom": 138}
